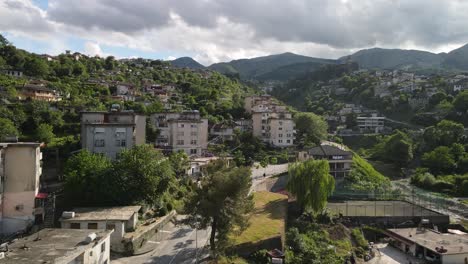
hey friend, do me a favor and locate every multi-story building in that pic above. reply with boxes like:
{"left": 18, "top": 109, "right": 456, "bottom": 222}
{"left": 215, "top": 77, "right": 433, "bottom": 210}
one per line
{"left": 1, "top": 228, "right": 113, "bottom": 264}
{"left": 252, "top": 111, "right": 295, "bottom": 147}
{"left": 151, "top": 111, "right": 208, "bottom": 156}
{"left": 297, "top": 145, "right": 353, "bottom": 178}
{"left": 244, "top": 95, "right": 276, "bottom": 114}
{"left": 0, "top": 142, "right": 46, "bottom": 235}
{"left": 357, "top": 113, "right": 385, "bottom": 133}
{"left": 80, "top": 109, "right": 146, "bottom": 159}
{"left": 17, "top": 84, "right": 62, "bottom": 102}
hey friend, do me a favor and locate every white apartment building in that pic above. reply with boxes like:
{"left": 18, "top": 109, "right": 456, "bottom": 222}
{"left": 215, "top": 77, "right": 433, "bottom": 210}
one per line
{"left": 0, "top": 142, "right": 45, "bottom": 235}
{"left": 81, "top": 110, "right": 146, "bottom": 159}
{"left": 244, "top": 95, "right": 277, "bottom": 114}
{"left": 357, "top": 113, "right": 385, "bottom": 133}
{"left": 252, "top": 111, "right": 295, "bottom": 147}
{"left": 2, "top": 228, "right": 113, "bottom": 264}
{"left": 151, "top": 111, "right": 208, "bottom": 156}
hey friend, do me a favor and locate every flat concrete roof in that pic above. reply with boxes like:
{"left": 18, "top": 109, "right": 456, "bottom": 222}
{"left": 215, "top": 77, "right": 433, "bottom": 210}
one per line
{"left": 0, "top": 142, "right": 42, "bottom": 148}
{"left": 387, "top": 228, "right": 468, "bottom": 255}
{"left": 1, "top": 228, "right": 112, "bottom": 264}
{"left": 327, "top": 200, "right": 444, "bottom": 217}
{"left": 60, "top": 206, "right": 141, "bottom": 222}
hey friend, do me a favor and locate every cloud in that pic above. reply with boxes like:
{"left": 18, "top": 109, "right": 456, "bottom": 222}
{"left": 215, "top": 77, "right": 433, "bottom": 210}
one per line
{"left": 83, "top": 41, "right": 106, "bottom": 57}
{"left": 3, "top": 0, "right": 468, "bottom": 64}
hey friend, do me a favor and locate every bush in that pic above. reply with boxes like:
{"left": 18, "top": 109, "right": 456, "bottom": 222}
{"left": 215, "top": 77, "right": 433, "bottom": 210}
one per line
{"left": 351, "top": 229, "right": 368, "bottom": 250}
{"left": 248, "top": 249, "right": 269, "bottom": 264}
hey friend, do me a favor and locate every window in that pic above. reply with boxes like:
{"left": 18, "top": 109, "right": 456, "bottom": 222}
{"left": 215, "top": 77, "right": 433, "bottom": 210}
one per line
{"left": 106, "top": 223, "right": 115, "bottom": 231}
{"left": 94, "top": 139, "right": 105, "bottom": 147}
{"left": 287, "top": 140, "right": 291, "bottom": 143}
{"left": 279, "top": 121, "right": 283, "bottom": 125}
{"left": 101, "top": 242, "right": 106, "bottom": 252}
{"left": 178, "top": 124, "right": 185, "bottom": 128}
{"left": 87, "top": 223, "right": 98, "bottom": 229}
{"left": 191, "top": 124, "right": 197, "bottom": 128}
{"left": 177, "top": 140, "right": 184, "bottom": 145}
{"left": 287, "top": 134, "right": 291, "bottom": 137}
{"left": 115, "top": 139, "right": 126, "bottom": 147}
{"left": 190, "top": 149, "right": 197, "bottom": 154}
{"left": 190, "top": 131, "right": 197, "bottom": 136}
{"left": 278, "top": 127, "right": 283, "bottom": 130}
{"left": 279, "top": 134, "right": 283, "bottom": 138}
{"left": 94, "top": 127, "right": 105, "bottom": 134}
{"left": 115, "top": 128, "right": 126, "bottom": 137}
{"left": 278, "top": 140, "right": 283, "bottom": 143}
{"left": 70, "top": 223, "right": 81, "bottom": 229}
{"left": 177, "top": 131, "right": 184, "bottom": 137}
{"left": 191, "top": 140, "right": 197, "bottom": 145}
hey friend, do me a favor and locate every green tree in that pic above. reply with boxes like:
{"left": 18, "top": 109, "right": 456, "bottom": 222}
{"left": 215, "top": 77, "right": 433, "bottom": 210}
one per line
{"left": 0, "top": 34, "right": 10, "bottom": 47}
{"left": 422, "top": 146, "right": 456, "bottom": 175}
{"left": 294, "top": 112, "right": 328, "bottom": 146}
{"left": 0, "top": 118, "right": 19, "bottom": 140}
{"left": 112, "top": 145, "right": 175, "bottom": 205}
{"left": 185, "top": 161, "right": 254, "bottom": 254}
{"left": 453, "top": 90, "right": 468, "bottom": 112}
{"left": 24, "top": 57, "right": 49, "bottom": 77}
{"left": 372, "top": 130, "right": 413, "bottom": 166}
{"left": 104, "top": 56, "right": 116, "bottom": 70}
{"left": 423, "top": 120, "right": 465, "bottom": 149}
{"left": 63, "top": 150, "right": 114, "bottom": 206}
{"left": 287, "top": 159, "right": 335, "bottom": 214}
{"left": 36, "top": 123, "right": 55, "bottom": 143}
{"left": 169, "top": 151, "right": 190, "bottom": 177}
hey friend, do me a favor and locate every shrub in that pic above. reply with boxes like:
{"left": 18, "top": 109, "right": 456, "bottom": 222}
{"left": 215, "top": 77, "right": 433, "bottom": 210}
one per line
{"left": 351, "top": 229, "right": 368, "bottom": 250}
{"left": 248, "top": 249, "right": 269, "bottom": 264}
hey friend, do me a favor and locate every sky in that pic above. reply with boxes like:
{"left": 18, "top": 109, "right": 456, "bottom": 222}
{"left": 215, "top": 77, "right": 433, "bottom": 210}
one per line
{"left": 1, "top": 0, "right": 468, "bottom": 66}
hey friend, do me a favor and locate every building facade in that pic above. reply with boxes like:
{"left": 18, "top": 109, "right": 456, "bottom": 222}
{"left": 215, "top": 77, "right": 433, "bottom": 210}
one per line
{"left": 0, "top": 142, "right": 45, "bottom": 235}
{"left": 357, "top": 113, "right": 385, "bottom": 133}
{"left": 252, "top": 111, "right": 295, "bottom": 147}
{"left": 297, "top": 144, "right": 353, "bottom": 178}
{"left": 60, "top": 206, "right": 140, "bottom": 252}
{"left": 81, "top": 110, "right": 146, "bottom": 159}
{"left": 151, "top": 111, "right": 208, "bottom": 156}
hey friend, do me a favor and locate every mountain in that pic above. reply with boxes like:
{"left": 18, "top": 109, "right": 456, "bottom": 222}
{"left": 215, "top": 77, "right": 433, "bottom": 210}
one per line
{"left": 340, "top": 48, "right": 444, "bottom": 70}
{"left": 442, "top": 44, "right": 468, "bottom": 70}
{"left": 170, "top": 57, "right": 205, "bottom": 69}
{"left": 208, "top": 52, "right": 337, "bottom": 80}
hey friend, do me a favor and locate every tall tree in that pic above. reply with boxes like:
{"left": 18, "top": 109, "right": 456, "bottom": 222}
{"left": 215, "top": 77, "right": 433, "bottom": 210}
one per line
{"left": 0, "top": 34, "right": 10, "bottom": 47}
{"left": 294, "top": 112, "right": 328, "bottom": 147}
{"left": 185, "top": 160, "right": 254, "bottom": 254}
{"left": 169, "top": 150, "right": 190, "bottom": 177}
{"left": 24, "top": 57, "right": 49, "bottom": 77}
{"left": 287, "top": 159, "right": 335, "bottom": 214}
{"left": 112, "top": 144, "right": 175, "bottom": 205}
{"left": 423, "top": 120, "right": 465, "bottom": 149}
{"left": 36, "top": 123, "right": 55, "bottom": 143}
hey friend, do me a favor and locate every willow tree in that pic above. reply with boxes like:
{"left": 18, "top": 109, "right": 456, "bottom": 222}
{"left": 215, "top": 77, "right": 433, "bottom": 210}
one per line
{"left": 287, "top": 159, "right": 335, "bottom": 214}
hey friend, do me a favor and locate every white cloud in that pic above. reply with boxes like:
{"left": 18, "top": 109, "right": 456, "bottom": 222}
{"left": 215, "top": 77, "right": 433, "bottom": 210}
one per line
{"left": 2, "top": 0, "right": 468, "bottom": 64}
{"left": 166, "top": 56, "right": 176, "bottom": 60}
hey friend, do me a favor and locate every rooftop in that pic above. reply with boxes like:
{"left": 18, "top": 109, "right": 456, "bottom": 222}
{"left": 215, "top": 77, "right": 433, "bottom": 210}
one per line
{"left": 0, "top": 228, "right": 112, "bottom": 264}
{"left": 386, "top": 228, "right": 468, "bottom": 255}
{"left": 308, "top": 145, "right": 352, "bottom": 156}
{"left": 0, "top": 142, "right": 43, "bottom": 148}
{"left": 60, "top": 206, "right": 141, "bottom": 222}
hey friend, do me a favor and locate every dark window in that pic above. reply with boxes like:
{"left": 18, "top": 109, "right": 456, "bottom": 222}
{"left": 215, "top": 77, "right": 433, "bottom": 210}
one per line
{"left": 106, "top": 223, "right": 115, "bottom": 231}
{"left": 70, "top": 223, "right": 81, "bottom": 229}
{"left": 88, "top": 223, "right": 98, "bottom": 229}
{"left": 101, "top": 242, "right": 106, "bottom": 252}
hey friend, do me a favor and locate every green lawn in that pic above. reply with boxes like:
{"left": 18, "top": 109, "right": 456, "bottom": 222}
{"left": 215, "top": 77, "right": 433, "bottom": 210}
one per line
{"left": 230, "top": 191, "right": 287, "bottom": 245}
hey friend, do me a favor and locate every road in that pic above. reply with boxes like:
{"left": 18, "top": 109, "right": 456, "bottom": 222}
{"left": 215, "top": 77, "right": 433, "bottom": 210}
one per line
{"left": 112, "top": 216, "right": 211, "bottom": 264}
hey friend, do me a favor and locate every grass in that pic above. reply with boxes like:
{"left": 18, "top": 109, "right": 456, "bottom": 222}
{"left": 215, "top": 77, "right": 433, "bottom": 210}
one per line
{"left": 230, "top": 191, "right": 287, "bottom": 246}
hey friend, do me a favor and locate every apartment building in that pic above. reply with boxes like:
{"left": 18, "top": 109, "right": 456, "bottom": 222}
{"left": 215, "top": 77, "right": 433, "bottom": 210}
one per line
{"left": 81, "top": 109, "right": 146, "bottom": 159}
{"left": 357, "top": 113, "right": 385, "bottom": 133}
{"left": 1, "top": 228, "right": 113, "bottom": 264}
{"left": 17, "top": 84, "right": 62, "bottom": 102}
{"left": 151, "top": 111, "right": 208, "bottom": 156}
{"left": 244, "top": 95, "right": 276, "bottom": 114}
{"left": 0, "top": 142, "right": 45, "bottom": 235}
{"left": 252, "top": 111, "right": 295, "bottom": 147}
{"left": 298, "top": 145, "right": 353, "bottom": 178}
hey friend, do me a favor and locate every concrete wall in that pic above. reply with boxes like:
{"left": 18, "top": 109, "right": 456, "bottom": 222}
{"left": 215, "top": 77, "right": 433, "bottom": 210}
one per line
{"left": 134, "top": 115, "right": 146, "bottom": 145}
{"left": 70, "top": 235, "right": 111, "bottom": 264}
{"left": 1, "top": 145, "right": 41, "bottom": 234}
{"left": 442, "top": 253, "right": 468, "bottom": 264}
{"left": 169, "top": 119, "right": 208, "bottom": 156}
{"left": 61, "top": 221, "right": 125, "bottom": 252}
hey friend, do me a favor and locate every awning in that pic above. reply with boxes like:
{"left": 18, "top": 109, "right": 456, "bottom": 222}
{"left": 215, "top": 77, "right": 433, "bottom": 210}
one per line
{"left": 36, "top": 193, "right": 48, "bottom": 199}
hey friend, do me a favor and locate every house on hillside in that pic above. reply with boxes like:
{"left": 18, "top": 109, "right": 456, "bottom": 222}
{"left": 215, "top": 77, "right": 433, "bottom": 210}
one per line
{"left": 297, "top": 145, "right": 353, "bottom": 178}
{"left": 17, "top": 84, "right": 62, "bottom": 102}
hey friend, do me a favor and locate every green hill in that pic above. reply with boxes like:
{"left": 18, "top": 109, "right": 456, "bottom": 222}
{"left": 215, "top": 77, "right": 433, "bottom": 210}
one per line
{"left": 169, "top": 57, "right": 205, "bottom": 69}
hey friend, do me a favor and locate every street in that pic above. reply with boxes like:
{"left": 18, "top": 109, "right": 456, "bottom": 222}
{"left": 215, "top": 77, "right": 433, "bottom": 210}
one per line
{"left": 112, "top": 217, "right": 211, "bottom": 264}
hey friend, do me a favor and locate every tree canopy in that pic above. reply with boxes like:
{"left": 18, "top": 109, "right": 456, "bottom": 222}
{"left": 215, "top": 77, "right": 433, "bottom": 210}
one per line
{"left": 0, "top": 117, "right": 18, "bottom": 140}
{"left": 287, "top": 159, "right": 335, "bottom": 214}
{"left": 294, "top": 112, "right": 328, "bottom": 147}
{"left": 185, "top": 160, "right": 254, "bottom": 254}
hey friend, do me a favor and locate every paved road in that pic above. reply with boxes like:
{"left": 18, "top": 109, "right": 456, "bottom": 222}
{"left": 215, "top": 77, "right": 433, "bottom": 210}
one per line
{"left": 367, "top": 243, "right": 424, "bottom": 264}
{"left": 112, "top": 217, "right": 211, "bottom": 264}
{"left": 251, "top": 163, "right": 288, "bottom": 179}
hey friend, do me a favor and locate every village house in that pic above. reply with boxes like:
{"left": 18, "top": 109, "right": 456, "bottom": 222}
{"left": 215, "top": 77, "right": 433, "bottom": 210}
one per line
{"left": 209, "top": 122, "right": 236, "bottom": 141}
{"left": 60, "top": 206, "right": 140, "bottom": 252}
{"left": 17, "top": 84, "right": 62, "bottom": 102}
{"left": 297, "top": 144, "right": 353, "bottom": 178}
{"left": 1, "top": 228, "right": 113, "bottom": 264}
{"left": 385, "top": 228, "right": 468, "bottom": 264}
{"left": 453, "top": 79, "right": 468, "bottom": 92}
{"left": 0, "top": 142, "right": 46, "bottom": 235}
{"left": 80, "top": 107, "right": 146, "bottom": 159}
{"left": 2, "top": 69, "right": 23, "bottom": 78}
{"left": 151, "top": 111, "right": 208, "bottom": 156}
